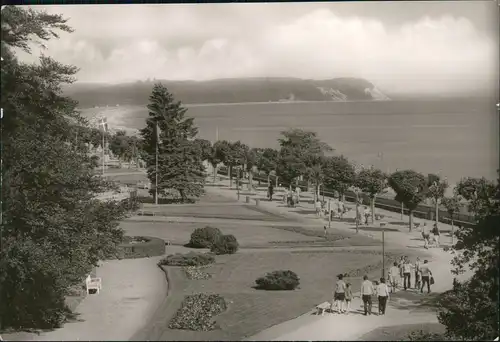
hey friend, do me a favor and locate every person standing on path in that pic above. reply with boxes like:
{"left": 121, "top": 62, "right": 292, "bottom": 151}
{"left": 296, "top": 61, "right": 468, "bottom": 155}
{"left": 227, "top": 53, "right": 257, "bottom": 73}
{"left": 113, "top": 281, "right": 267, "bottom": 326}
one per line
{"left": 422, "top": 223, "right": 430, "bottom": 249}
{"left": 333, "top": 274, "right": 347, "bottom": 314}
{"left": 295, "top": 186, "right": 301, "bottom": 204}
{"left": 414, "top": 257, "right": 422, "bottom": 290}
{"left": 432, "top": 223, "right": 440, "bottom": 248}
{"left": 363, "top": 206, "right": 371, "bottom": 225}
{"left": 388, "top": 262, "right": 400, "bottom": 292}
{"left": 315, "top": 199, "right": 323, "bottom": 218}
{"left": 420, "top": 260, "right": 433, "bottom": 294}
{"left": 268, "top": 182, "right": 274, "bottom": 201}
{"left": 402, "top": 258, "right": 413, "bottom": 290}
{"left": 324, "top": 225, "right": 327, "bottom": 237}
{"left": 377, "top": 278, "right": 390, "bottom": 315}
{"left": 361, "top": 275, "right": 375, "bottom": 316}
{"left": 398, "top": 256, "right": 405, "bottom": 279}
{"left": 344, "top": 283, "right": 353, "bottom": 314}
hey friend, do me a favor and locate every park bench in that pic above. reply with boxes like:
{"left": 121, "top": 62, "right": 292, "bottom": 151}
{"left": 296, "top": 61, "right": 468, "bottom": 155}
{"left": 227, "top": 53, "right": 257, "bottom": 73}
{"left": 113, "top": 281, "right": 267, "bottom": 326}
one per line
{"left": 315, "top": 301, "right": 331, "bottom": 316}
{"left": 86, "top": 274, "right": 102, "bottom": 295}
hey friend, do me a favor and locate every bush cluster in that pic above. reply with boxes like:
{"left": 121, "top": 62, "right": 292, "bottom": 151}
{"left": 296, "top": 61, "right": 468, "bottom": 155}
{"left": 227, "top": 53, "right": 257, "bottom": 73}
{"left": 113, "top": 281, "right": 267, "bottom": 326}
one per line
{"left": 158, "top": 252, "right": 215, "bottom": 267}
{"left": 189, "top": 226, "right": 222, "bottom": 248}
{"left": 169, "top": 293, "right": 227, "bottom": 331}
{"left": 210, "top": 234, "right": 239, "bottom": 255}
{"left": 255, "top": 270, "right": 300, "bottom": 290}
{"left": 184, "top": 266, "right": 212, "bottom": 280}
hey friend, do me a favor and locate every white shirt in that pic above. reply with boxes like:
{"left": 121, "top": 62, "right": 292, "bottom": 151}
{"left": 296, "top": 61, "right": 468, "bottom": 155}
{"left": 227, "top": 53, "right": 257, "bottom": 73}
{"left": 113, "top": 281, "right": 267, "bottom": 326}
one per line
{"left": 361, "top": 280, "right": 374, "bottom": 295}
{"left": 377, "top": 283, "right": 390, "bottom": 297}
{"left": 403, "top": 262, "right": 413, "bottom": 273}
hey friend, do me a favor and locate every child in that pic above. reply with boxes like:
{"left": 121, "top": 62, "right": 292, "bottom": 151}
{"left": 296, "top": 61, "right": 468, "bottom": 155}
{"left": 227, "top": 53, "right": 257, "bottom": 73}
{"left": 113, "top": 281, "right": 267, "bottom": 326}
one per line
{"left": 344, "top": 283, "right": 353, "bottom": 314}
{"left": 332, "top": 273, "right": 346, "bottom": 314}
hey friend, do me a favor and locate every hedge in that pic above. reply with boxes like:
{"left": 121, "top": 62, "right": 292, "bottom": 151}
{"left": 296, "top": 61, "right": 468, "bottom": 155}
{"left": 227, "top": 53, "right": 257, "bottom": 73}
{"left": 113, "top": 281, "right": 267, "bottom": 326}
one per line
{"left": 188, "top": 226, "right": 222, "bottom": 248}
{"left": 114, "top": 236, "right": 166, "bottom": 259}
{"left": 158, "top": 252, "right": 215, "bottom": 267}
{"left": 210, "top": 234, "right": 239, "bottom": 255}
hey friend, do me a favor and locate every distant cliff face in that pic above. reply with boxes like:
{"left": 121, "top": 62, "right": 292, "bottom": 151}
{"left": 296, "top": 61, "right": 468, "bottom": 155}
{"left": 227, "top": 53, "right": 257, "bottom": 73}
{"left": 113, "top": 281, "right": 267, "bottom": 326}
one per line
{"left": 65, "top": 77, "right": 390, "bottom": 108}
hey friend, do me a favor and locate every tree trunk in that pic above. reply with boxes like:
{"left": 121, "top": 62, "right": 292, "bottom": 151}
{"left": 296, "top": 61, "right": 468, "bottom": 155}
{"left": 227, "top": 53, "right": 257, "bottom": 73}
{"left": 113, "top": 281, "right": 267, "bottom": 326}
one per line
{"left": 401, "top": 202, "right": 404, "bottom": 220}
{"left": 248, "top": 171, "right": 253, "bottom": 191}
{"left": 435, "top": 199, "right": 439, "bottom": 225}
{"left": 213, "top": 164, "right": 217, "bottom": 183}
{"left": 451, "top": 216, "right": 454, "bottom": 245}
{"left": 179, "top": 189, "right": 186, "bottom": 203}
{"left": 370, "top": 196, "right": 376, "bottom": 223}
{"left": 229, "top": 165, "right": 233, "bottom": 188}
{"left": 355, "top": 195, "right": 360, "bottom": 234}
{"left": 408, "top": 210, "right": 413, "bottom": 231}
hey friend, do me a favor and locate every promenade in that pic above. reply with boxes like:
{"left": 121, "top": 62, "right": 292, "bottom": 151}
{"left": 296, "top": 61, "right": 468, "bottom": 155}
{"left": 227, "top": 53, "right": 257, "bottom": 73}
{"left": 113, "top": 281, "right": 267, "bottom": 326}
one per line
{"left": 206, "top": 177, "right": 472, "bottom": 341}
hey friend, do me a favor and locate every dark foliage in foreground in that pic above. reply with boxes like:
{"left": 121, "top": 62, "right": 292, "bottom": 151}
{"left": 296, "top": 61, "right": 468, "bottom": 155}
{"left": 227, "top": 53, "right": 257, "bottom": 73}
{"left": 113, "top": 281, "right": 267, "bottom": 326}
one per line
{"left": 158, "top": 252, "right": 215, "bottom": 267}
{"left": 0, "top": 7, "right": 131, "bottom": 330}
{"left": 255, "top": 270, "right": 300, "bottom": 290}
{"left": 168, "top": 293, "right": 227, "bottom": 331}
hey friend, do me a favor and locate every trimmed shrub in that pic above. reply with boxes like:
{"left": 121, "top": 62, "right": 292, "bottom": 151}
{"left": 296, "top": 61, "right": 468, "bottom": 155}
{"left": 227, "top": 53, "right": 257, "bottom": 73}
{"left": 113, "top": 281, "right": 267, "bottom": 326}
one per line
{"left": 189, "top": 226, "right": 223, "bottom": 248}
{"left": 255, "top": 270, "right": 300, "bottom": 290}
{"left": 114, "top": 236, "right": 165, "bottom": 259}
{"left": 210, "top": 234, "right": 239, "bottom": 255}
{"left": 169, "top": 293, "right": 227, "bottom": 331}
{"left": 158, "top": 252, "right": 215, "bottom": 267}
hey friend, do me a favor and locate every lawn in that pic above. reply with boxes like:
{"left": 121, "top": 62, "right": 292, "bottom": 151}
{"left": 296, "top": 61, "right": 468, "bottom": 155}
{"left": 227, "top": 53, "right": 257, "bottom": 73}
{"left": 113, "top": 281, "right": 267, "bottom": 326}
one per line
{"left": 120, "top": 220, "right": 321, "bottom": 247}
{"left": 138, "top": 249, "right": 400, "bottom": 341}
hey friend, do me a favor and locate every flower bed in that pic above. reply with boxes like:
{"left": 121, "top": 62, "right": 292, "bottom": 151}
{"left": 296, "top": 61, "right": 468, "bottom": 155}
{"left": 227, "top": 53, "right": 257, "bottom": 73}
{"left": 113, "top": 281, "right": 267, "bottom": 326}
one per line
{"left": 168, "top": 293, "right": 227, "bottom": 331}
{"left": 183, "top": 266, "right": 212, "bottom": 280}
{"left": 115, "top": 236, "right": 166, "bottom": 259}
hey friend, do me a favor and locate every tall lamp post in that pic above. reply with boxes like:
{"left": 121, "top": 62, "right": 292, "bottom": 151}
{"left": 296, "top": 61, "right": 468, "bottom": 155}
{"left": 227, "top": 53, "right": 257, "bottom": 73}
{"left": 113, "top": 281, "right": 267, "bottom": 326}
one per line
{"left": 381, "top": 221, "right": 387, "bottom": 279}
{"left": 98, "top": 117, "right": 108, "bottom": 176}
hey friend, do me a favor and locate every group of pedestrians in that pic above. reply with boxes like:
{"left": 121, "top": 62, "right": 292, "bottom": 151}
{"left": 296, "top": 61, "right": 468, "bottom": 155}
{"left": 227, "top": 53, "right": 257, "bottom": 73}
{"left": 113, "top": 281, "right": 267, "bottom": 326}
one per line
{"left": 331, "top": 274, "right": 392, "bottom": 316}
{"left": 388, "top": 256, "right": 433, "bottom": 293}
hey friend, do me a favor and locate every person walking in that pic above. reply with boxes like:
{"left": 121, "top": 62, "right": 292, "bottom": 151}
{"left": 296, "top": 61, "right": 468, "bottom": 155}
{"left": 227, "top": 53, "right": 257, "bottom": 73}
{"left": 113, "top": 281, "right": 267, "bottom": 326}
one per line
{"left": 344, "top": 282, "right": 353, "bottom": 314}
{"left": 388, "top": 262, "right": 400, "bottom": 293}
{"left": 432, "top": 223, "right": 440, "bottom": 248}
{"left": 315, "top": 199, "right": 323, "bottom": 218}
{"left": 420, "top": 260, "right": 433, "bottom": 294}
{"left": 338, "top": 200, "right": 345, "bottom": 221}
{"left": 414, "top": 257, "right": 422, "bottom": 290}
{"left": 360, "top": 275, "right": 375, "bottom": 316}
{"left": 402, "top": 258, "right": 413, "bottom": 290}
{"left": 363, "top": 206, "right": 371, "bottom": 225}
{"left": 398, "top": 256, "right": 405, "bottom": 279}
{"left": 377, "top": 278, "right": 390, "bottom": 315}
{"left": 333, "top": 274, "right": 347, "bottom": 314}
{"left": 324, "top": 225, "right": 327, "bottom": 237}
{"left": 268, "top": 182, "right": 274, "bottom": 201}
{"left": 422, "top": 223, "right": 430, "bottom": 249}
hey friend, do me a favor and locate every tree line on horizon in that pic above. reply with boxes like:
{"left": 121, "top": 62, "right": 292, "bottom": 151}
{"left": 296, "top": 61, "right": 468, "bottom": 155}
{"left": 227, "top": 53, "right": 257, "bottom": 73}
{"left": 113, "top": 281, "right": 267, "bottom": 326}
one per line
{"left": 0, "top": 6, "right": 497, "bottom": 341}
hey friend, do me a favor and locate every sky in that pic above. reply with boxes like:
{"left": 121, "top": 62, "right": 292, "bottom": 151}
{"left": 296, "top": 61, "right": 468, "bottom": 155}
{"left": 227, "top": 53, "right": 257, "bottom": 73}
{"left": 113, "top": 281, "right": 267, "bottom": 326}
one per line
{"left": 18, "top": 1, "right": 500, "bottom": 95}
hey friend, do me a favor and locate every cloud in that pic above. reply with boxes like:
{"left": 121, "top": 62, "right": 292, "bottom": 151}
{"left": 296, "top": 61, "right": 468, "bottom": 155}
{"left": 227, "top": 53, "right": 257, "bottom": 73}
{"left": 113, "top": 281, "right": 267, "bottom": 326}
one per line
{"left": 18, "top": 5, "right": 498, "bottom": 95}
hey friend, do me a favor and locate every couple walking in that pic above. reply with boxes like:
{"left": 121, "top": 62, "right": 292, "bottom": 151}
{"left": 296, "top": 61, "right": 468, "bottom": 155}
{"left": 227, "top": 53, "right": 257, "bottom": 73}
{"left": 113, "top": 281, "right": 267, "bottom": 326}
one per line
{"left": 421, "top": 223, "right": 441, "bottom": 249}
{"left": 332, "top": 274, "right": 391, "bottom": 316}
{"left": 360, "top": 276, "right": 390, "bottom": 316}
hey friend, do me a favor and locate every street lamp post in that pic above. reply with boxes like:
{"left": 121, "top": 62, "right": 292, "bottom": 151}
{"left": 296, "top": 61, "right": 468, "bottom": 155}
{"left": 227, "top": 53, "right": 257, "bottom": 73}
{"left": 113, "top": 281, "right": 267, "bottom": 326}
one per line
{"left": 382, "top": 223, "right": 386, "bottom": 279}
{"left": 237, "top": 167, "right": 240, "bottom": 201}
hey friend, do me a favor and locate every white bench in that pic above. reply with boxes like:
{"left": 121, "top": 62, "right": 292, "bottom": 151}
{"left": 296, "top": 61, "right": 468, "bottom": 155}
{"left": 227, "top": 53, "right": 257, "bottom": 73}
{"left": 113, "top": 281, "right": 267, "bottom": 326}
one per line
{"left": 86, "top": 274, "right": 102, "bottom": 295}
{"left": 315, "top": 301, "right": 331, "bottom": 316}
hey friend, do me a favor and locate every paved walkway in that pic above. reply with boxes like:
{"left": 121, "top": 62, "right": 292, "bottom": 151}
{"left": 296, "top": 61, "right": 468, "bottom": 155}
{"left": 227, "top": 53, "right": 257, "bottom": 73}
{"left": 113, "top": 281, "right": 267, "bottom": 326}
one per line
{"left": 205, "top": 178, "right": 471, "bottom": 341}
{"left": 3, "top": 257, "right": 166, "bottom": 341}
